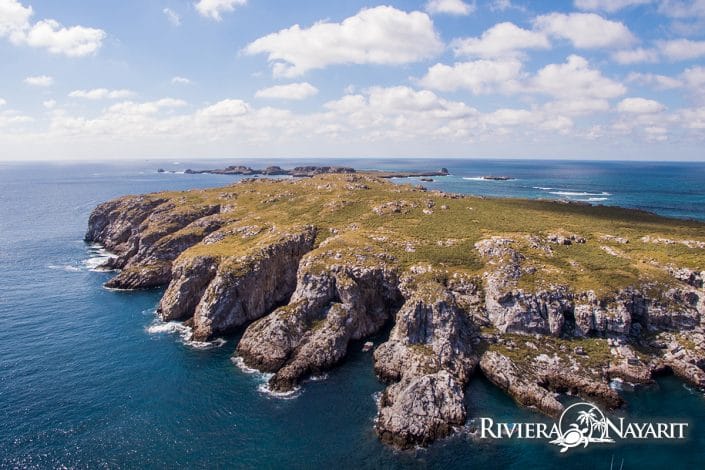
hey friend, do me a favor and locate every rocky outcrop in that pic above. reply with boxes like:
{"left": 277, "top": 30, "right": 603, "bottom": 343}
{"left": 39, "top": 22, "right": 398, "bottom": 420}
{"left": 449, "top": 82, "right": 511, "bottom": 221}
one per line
{"left": 476, "top": 237, "right": 573, "bottom": 336}
{"left": 86, "top": 173, "right": 705, "bottom": 451}
{"left": 373, "top": 282, "right": 479, "bottom": 448}
{"left": 86, "top": 196, "right": 222, "bottom": 289}
{"left": 191, "top": 226, "right": 317, "bottom": 341}
{"left": 237, "top": 248, "right": 401, "bottom": 391}
{"left": 480, "top": 351, "right": 564, "bottom": 417}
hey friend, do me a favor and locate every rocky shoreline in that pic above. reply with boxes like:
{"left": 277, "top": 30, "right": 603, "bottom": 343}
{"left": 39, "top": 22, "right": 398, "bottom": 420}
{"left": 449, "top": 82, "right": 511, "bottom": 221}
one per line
{"left": 85, "top": 172, "right": 705, "bottom": 449}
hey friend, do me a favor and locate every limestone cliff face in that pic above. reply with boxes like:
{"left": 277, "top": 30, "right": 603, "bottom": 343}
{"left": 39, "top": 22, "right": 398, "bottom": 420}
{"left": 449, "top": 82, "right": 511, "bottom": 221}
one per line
{"left": 373, "top": 280, "right": 478, "bottom": 448}
{"left": 190, "top": 227, "right": 317, "bottom": 341}
{"left": 237, "top": 248, "right": 402, "bottom": 391}
{"left": 86, "top": 174, "right": 705, "bottom": 450}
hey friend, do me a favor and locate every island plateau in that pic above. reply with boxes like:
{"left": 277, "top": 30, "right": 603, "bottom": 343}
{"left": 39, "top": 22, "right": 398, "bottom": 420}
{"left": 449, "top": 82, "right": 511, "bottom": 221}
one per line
{"left": 85, "top": 171, "right": 705, "bottom": 448}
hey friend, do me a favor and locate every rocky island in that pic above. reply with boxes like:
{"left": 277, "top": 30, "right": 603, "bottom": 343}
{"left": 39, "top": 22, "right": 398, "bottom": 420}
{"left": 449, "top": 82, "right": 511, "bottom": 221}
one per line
{"left": 183, "top": 164, "right": 450, "bottom": 179}
{"left": 85, "top": 172, "right": 705, "bottom": 449}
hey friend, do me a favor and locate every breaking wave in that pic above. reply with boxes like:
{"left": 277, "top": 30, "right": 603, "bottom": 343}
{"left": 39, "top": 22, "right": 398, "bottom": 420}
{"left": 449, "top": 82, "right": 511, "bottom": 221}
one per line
{"left": 146, "top": 319, "right": 226, "bottom": 349}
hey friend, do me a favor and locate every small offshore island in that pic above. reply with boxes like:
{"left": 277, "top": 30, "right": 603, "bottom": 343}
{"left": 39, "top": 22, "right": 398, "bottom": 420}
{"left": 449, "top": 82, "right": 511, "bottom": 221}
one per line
{"left": 85, "top": 169, "right": 705, "bottom": 449}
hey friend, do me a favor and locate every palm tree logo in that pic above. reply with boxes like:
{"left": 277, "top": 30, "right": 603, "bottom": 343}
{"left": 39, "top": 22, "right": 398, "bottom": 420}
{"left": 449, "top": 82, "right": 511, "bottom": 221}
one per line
{"left": 550, "top": 403, "right": 614, "bottom": 453}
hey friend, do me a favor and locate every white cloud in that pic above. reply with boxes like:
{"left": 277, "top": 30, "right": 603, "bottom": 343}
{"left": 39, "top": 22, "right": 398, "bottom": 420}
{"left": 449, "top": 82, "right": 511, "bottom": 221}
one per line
{"left": 255, "top": 82, "right": 319, "bottom": 100}
{"left": 543, "top": 98, "right": 611, "bottom": 116}
{"left": 244, "top": 6, "right": 443, "bottom": 78}
{"left": 611, "top": 47, "right": 659, "bottom": 64}
{"left": 425, "top": 0, "right": 475, "bottom": 16}
{"left": 163, "top": 8, "right": 181, "bottom": 26}
{"left": 1, "top": 1, "right": 105, "bottom": 57}
{"left": 657, "top": 39, "right": 705, "bottom": 61}
{"left": 24, "top": 75, "right": 53, "bottom": 86}
{"left": 21, "top": 20, "right": 105, "bottom": 57}
{"left": 530, "top": 55, "right": 626, "bottom": 99}
{"left": 534, "top": 13, "right": 636, "bottom": 49}
{"left": 681, "top": 66, "right": 705, "bottom": 99}
{"left": 0, "top": 0, "right": 31, "bottom": 38}
{"left": 658, "top": 0, "right": 705, "bottom": 18}
{"left": 451, "top": 22, "right": 550, "bottom": 58}
{"left": 617, "top": 97, "right": 666, "bottom": 113}
{"left": 490, "top": 0, "right": 518, "bottom": 11}
{"left": 68, "top": 88, "right": 135, "bottom": 100}
{"left": 0, "top": 110, "right": 32, "bottom": 128}
{"left": 106, "top": 98, "right": 187, "bottom": 116}
{"left": 418, "top": 58, "right": 523, "bottom": 93}
{"left": 0, "top": 97, "right": 6, "bottom": 107}
{"left": 626, "top": 72, "right": 683, "bottom": 89}
{"left": 172, "top": 76, "right": 192, "bottom": 85}
{"left": 484, "top": 108, "right": 533, "bottom": 126}
{"left": 197, "top": 99, "right": 249, "bottom": 121}
{"left": 42, "top": 99, "right": 56, "bottom": 109}
{"left": 574, "top": 0, "right": 653, "bottom": 12}
{"left": 682, "top": 66, "right": 705, "bottom": 87}
{"left": 195, "top": 0, "right": 246, "bottom": 21}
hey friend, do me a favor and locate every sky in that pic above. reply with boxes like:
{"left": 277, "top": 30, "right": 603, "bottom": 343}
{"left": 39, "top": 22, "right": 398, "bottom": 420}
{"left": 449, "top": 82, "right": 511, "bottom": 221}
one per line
{"left": 1, "top": 0, "right": 705, "bottom": 161}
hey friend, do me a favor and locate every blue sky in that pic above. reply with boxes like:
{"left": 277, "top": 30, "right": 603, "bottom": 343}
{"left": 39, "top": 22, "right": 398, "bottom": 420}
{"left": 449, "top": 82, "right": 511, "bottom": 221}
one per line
{"left": 1, "top": 0, "right": 704, "bottom": 160}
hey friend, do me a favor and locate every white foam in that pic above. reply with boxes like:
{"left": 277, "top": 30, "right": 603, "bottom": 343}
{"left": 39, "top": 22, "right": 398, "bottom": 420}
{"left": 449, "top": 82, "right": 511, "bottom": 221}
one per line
{"left": 587, "top": 197, "right": 609, "bottom": 202}
{"left": 146, "top": 321, "right": 189, "bottom": 335}
{"left": 231, "top": 356, "right": 269, "bottom": 376}
{"left": 257, "top": 383, "right": 301, "bottom": 399}
{"left": 609, "top": 378, "right": 624, "bottom": 391}
{"left": 146, "top": 319, "right": 226, "bottom": 350}
{"left": 462, "top": 177, "right": 486, "bottom": 181}
{"left": 306, "top": 373, "right": 329, "bottom": 382}
{"left": 48, "top": 264, "right": 82, "bottom": 272}
{"left": 533, "top": 186, "right": 555, "bottom": 190}
{"left": 549, "top": 191, "right": 612, "bottom": 197}
{"left": 84, "top": 243, "right": 117, "bottom": 271}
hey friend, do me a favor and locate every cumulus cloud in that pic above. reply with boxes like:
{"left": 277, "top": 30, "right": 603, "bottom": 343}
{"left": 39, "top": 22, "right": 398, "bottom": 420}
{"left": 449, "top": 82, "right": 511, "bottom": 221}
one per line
{"left": 617, "top": 97, "right": 666, "bottom": 113}
{"left": 657, "top": 39, "right": 705, "bottom": 61}
{"left": 24, "top": 75, "right": 53, "bottom": 86}
{"left": 68, "top": 88, "right": 135, "bottom": 100}
{"left": 0, "top": 0, "right": 105, "bottom": 57}
{"left": 574, "top": 0, "right": 653, "bottom": 12}
{"left": 255, "top": 82, "right": 319, "bottom": 100}
{"left": 163, "top": 8, "right": 181, "bottom": 26}
{"left": 244, "top": 6, "right": 443, "bottom": 77}
{"left": 543, "top": 98, "right": 611, "bottom": 116}
{"left": 106, "top": 98, "right": 187, "bottom": 116}
{"left": 451, "top": 22, "right": 550, "bottom": 58}
{"left": 172, "top": 76, "right": 192, "bottom": 85}
{"left": 195, "top": 0, "right": 246, "bottom": 21}
{"left": 42, "top": 99, "right": 56, "bottom": 109}
{"left": 658, "top": 0, "right": 705, "bottom": 18}
{"left": 612, "top": 39, "right": 705, "bottom": 63}
{"left": 0, "top": 97, "right": 6, "bottom": 107}
{"left": 418, "top": 58, "right": 523, "bottom": 93}
{"left": 534, "top": 12, "right": 636, "bottom": 49}
{"left": 0, "top": 0, "right": 31, "bottom": 38}
{"left": 425, "top": 0, "right": 476, "bottom": 16}
{"left": 611, "top": 47, "right": 659, "bottom": 64}
{"left": 626, "top": 72, "right": 683, "bottom": 89}
{"left": 529, "top": 55, "right": 626, "bottom": 99}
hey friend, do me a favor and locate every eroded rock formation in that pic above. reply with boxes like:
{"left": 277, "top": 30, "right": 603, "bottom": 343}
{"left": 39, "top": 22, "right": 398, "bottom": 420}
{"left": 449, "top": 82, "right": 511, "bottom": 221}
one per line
{"left": 85, "top": 173, "right": 705, "bottom": 449}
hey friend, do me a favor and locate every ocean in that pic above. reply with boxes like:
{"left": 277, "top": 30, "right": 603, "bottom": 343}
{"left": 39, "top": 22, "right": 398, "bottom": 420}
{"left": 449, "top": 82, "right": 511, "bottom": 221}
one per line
{"left": 1, "top": 158, "right": 704, "bottom": 469}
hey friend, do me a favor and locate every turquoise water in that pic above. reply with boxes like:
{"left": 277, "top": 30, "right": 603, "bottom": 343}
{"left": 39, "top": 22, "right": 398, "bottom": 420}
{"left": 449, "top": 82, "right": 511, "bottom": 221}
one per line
{"left": 1, "top": 159, "right": 704, "bottom": 468}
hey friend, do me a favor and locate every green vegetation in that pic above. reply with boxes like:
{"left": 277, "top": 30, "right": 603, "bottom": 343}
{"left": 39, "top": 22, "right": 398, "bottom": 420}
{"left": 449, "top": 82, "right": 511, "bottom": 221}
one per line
{"left": 139, "top": 173, "right": 703, "bottom": 294}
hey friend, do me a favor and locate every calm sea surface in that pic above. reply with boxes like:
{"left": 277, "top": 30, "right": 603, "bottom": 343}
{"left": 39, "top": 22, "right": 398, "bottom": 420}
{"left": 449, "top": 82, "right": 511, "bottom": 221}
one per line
{"left": 1, "top": 159, "right": 704, "bottom": 468}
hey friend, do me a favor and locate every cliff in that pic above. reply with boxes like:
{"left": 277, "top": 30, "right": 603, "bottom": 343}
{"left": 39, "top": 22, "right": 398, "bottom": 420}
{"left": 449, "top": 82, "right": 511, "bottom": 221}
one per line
{"left": 86, "top": 173, "right": 705, "bottom": 449}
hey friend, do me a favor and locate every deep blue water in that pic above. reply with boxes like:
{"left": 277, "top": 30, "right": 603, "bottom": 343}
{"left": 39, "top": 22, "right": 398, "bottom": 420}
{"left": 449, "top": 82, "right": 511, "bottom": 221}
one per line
{"left": 1, "top": 159, "right": 705, "bottom": 469}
